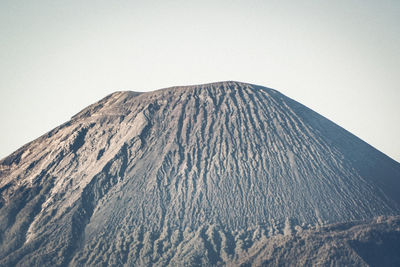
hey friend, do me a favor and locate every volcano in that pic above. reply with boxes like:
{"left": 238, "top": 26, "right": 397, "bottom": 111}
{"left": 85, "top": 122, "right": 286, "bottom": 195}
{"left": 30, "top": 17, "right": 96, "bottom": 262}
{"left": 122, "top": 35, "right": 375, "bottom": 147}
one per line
{"left": 1, "top": 81, "right": 399, "bottom": 266}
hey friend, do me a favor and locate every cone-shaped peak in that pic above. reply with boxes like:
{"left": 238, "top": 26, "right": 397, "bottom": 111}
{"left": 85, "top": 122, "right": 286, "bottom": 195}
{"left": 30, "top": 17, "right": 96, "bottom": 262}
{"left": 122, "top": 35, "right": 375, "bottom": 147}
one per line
{"left": 0, "top": 81, "right": 399, "bottom": 266}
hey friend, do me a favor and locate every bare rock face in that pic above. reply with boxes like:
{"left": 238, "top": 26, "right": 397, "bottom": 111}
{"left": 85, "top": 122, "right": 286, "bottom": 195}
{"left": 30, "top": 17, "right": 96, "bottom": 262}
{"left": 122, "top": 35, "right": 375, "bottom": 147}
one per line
{"left": 0, "top": 81, "right": 399, "bottom": 266}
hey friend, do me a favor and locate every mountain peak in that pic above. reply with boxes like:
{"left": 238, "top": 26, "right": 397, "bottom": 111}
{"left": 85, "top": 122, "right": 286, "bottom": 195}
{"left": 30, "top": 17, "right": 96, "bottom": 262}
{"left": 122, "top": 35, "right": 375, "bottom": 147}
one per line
{"left": 0, "top": 82, "right": 399, "bottom": 266}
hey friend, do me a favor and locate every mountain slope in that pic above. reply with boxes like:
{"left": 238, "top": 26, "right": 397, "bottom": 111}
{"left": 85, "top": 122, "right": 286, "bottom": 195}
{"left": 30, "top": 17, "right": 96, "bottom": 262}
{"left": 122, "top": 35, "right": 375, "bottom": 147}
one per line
{"left": 0, "top": 81, "right": 399, "bottom": 266}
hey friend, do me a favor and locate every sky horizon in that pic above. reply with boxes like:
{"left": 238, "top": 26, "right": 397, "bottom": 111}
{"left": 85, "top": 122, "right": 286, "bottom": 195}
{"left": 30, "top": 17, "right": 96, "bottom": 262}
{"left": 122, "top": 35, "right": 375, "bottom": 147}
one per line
{"left": 1, "top": 0, "right": 399, "bottom": 162}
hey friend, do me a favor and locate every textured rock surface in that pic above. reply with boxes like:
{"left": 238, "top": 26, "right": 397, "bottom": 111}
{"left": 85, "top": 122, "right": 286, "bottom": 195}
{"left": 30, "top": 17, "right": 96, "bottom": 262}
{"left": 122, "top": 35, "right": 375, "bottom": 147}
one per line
{"left": 0, "top": 81, "right": 399, "bottom": 266}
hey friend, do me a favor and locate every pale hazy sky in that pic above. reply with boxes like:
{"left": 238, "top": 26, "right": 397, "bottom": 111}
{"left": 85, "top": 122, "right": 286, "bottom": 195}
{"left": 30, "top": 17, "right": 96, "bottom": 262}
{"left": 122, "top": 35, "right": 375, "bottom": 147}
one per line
{"left": 1, "top": 0, "right": 399, "bottom": 162}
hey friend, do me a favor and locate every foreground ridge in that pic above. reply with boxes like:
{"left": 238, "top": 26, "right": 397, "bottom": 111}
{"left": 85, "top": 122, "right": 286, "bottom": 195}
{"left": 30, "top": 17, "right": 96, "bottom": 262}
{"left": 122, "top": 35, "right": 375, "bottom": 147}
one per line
{"left": 0, "top": 81, "right": 399, "bottom": 266}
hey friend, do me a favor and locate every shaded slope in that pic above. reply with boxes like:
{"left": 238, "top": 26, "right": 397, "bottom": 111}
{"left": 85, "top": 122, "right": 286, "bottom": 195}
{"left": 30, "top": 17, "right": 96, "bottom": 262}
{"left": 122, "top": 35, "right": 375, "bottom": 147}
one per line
{"left": 0, "top": 81, "right": 399, "bottom": 266}
{"left": 235, "top": 215, "right": 400, "bottom": 267}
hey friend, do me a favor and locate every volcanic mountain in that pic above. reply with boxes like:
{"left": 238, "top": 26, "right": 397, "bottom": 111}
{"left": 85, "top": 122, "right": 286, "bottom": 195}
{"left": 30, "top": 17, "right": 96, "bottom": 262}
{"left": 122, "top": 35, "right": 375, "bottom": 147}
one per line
{"left": 0, "top": 81, "right": 399, "bottom": 266}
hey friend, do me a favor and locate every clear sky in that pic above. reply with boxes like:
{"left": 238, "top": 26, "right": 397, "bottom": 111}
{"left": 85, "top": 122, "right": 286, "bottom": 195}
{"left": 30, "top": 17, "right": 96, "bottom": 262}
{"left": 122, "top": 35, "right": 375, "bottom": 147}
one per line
{"left": 1, "top": 0, "right": 399, "bottom": 162}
